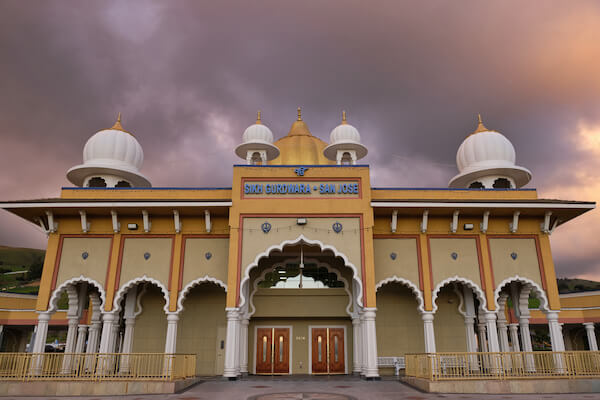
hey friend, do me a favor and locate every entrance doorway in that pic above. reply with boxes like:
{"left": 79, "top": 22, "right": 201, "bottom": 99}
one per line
{"left": 310, "top": 327, "right": 346, "bottom": 374}
{"left": 255, "top": 327, "right": 291, "bottom": 374}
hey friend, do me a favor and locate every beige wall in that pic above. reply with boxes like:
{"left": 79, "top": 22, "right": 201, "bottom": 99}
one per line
{"left": 132, "top": 286, "right": 167, "bottom": 353}
{"left": 248, "top": 318, "right": 353, "bottom": 374}
{"left": 241, "top": 218, "right": 362, "bottom": 279}
{"left": 181, "top": 238, "right": 229, "bottom": 288}
{"left": 119, "top": 238, "right": 173, "bottom": 289}
{"left": 433, "top": 287, "right": 467, "bottom": 352}
{"left": 489, "top": 238, "right": 543, "bottom": 289}
{"left": 177, "top": 283, "right": 227, "bottom": 375}
{"left": 376, "top": 283, "right": 424, "bottom": 357}
{"left": 430, "top": 238, "right": 482, "bottom": 289}
{"left": 252, "top": 288, "right": 349, "bottom": 318}
{"left": 374, "top": 238, "right": 420, "bottom": 287}
{"left": 56, "top": 237, "right": 111, "bottom": 289}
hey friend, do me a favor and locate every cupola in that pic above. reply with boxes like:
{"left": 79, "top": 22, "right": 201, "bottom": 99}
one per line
{"left": 449, "top": 115, "right": 531, "bottom": 189}
{"left": 323, "top": 111, "right": 367, "bottom": 165}
{"left": 235, "top": 111, "right": 280, "bottom": 165}
{"left": 66, "top": 114, "right": 151, "bottom": 188}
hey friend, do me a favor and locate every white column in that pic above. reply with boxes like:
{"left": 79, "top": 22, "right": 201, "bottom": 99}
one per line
{"left": 464, "top": 316, "right": 478, "bottom": 353}
{"left": 98, "top": 313, "right": 117, "bottom": 353}
{"left": 362, "top": 308, "right": 379, "bottom": 378}
{"left": 477, "top": 321, "right": 488, "bottom": 352}
{"left": 223, "top": 308, "right": 240, "bottom": 379}
{"left": 519, "top": 316, "right": 533, "bottom": 352}
{"left": 32, "top": 312, "right": 51, "bottom": 353}
{"left": 164, "top": 313, "right": 179, "bottom": 354}
{"left": 109, "top": 320, "right": 120, "bottom": 353}
{"left": 75, "top": 325, "right": 88, "bottom": 353}
{"left": 352, "top": 316, "right": 362, "bottom": 374}
{"left": 547, "top": 311, "right": 565, "bottom": 351}
{"left": 584, "top": 323, "right": 598, "bottom": 351}
{"left": 421, "top": 312, "right": 436, "bottom": 353}
{"left": 484, "top": 312, "right": 500, "bottom": 352}
{"left": 121, "top": 317, "right": 136, "bottom": 354}
{"left": 64, "top": 316, "right": 79, "bottom": 353}
{"left": 360, "top": 312, "right": 367, "bottom": 374}
{"left": 508, "top": 323, "right": 520, "bottom": 352}
{"left": 240, "top": 317, "right": 249, "bottom": 375}
{"left": 86, "top": 322, "right": 101, "bottom": 353}
{"left": 497, "top": 320, "right": 510, "bottom": 352}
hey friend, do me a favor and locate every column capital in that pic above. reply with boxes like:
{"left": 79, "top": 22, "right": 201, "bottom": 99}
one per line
{"left": 484, "top": 311, "right": 497, "bottom": 322}
{"left": 584, "top": 322, "right": 596, "bottom": 329}
{"left": 421, "top": 312, "right": 434, "bottom": 322}
{"left": 241, "top": 318, "right": 250, "bottom": 326}
{"left": 166, "top": 313, "right": 179, "bottom": 322}
{"left": 101, "top": 312, "right": 117, "bottom": 322}
{"left": 226, "top": 307, "right": 241, "bottom": 320}
{"left": 37, "top": 312, "right": 52, "bottom": 322}
{"left": 545, "top": 311, "right": 560, "bottom": 322}
{"left": 362, "top": 308, "right": 377, "bottom": 320}
{"left": 77, "top": 325, "right": 89, "bottom": 332}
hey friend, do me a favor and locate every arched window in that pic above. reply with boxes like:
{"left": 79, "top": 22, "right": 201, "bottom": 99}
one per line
{"left": 115, "top": 180, "right": 131, "bottom": 188}
{"left": 88, "top": 177, "right": 107, "bottom": 188}
{"left": 341, "top": 152, "right": 352, "bottom": 165}
{"left": 258, "top": 264, "right": 344, "bottom": 289}
{"left": 251, "top": 152, "right": 262, "bottom": 165}
{"left": 493, "top": 178, "right": 512, "bottom": 189}
{"left": 468, "top": 181, "right": 485, "bottom": 189}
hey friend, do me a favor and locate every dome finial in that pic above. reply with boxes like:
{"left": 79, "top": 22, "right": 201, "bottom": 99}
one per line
{"left": 342, "top": 110, "right": 347, "bottom": 125}
{"left": 256, "top": 110, "right": 262, "bottom": 125}
{"left": 297, "top": 107, "right": 302, "bottom": 121}
{"left": 471, "top": 113, "right": 489, "bottom": 135}
{"left": 111, "top": 112, "right": 124, "bottom": 131}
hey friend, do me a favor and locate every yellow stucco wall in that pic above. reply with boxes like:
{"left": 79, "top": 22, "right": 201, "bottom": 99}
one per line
{"left": 132, "top": 286, "right": 167, "bottom": 353}
{"left": 119, "top": 238, "right": 173, "bottom": 289}
{"left": 376, "top": 283, "right": 424, "bottom": 356}
{"left": 252, "top": 289, "right": 349, "bottom": 318}
{"left": 56, "top": 237, "right": 112, "bottom": 290}
{"left": 430, "top": 238, "right": 482, "bottom": 289}
{"left": 177, "top": 283, "right": 227, "bottom": 375}
{"left": 373, "top": 238, "right": 420, "bottom": 288}
{"left": 489, "top": 238, "right": 543, "bottom": 289}
{"left": 434, "top": 287, "right": 467, "bottom": 352}
{"left": 181, "top": 238, "right": 229, "bottom": 288}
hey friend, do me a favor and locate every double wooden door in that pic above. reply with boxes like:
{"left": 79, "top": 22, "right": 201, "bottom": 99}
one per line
{"left": 256, "top": 327, "right": 290, "bottom": 374}
{"left": 311, "top": 327, "right": 345, "bottom": 374}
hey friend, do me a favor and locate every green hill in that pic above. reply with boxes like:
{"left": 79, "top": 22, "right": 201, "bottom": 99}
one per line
{"left": 0, "top": 245, "right": 45, "bottom": 271}
{"left": 557, "top": 278, "right": 600, "bottom": 294}
{"left": 0, "top": 245, "right": 45, "bottom": 294}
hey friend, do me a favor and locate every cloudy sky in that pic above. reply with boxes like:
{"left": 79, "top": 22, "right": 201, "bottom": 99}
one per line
{"left": 0, "top": 1, "right": 599, "bottom": 279}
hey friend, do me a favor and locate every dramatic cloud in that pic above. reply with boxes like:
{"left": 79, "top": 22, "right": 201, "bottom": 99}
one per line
{"left": 0, "top": 1, "right": 599, "bottom": 278}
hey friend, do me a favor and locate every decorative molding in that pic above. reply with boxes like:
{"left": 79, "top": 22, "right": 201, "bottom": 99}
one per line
{"left": 494, "top": 275, "right": 549, "bottom": 312}
{"left": 48, "top": 275, "right": 106, "bottom": 313}
{"left": 112, "top": 275, "right": 170, "bottom": 314}
{"left": 375, "top": 276, "right": 425, "bottom": 313}
{"left": 238, "top": 234, "right": 364, "bottom": 309}
{"left": 176, "top": 275, "right": 227, "bottom": 313}
{"left": 431, "top": 276, "right": 487, "bottom": 313}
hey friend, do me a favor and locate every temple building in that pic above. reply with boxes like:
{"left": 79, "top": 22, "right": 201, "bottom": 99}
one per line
{"left": 0, "top": 109, "right": 597, "bottom": 380}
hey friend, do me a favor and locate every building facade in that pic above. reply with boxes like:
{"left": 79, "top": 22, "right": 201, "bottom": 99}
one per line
{"left": 0, "top": 110, "right": 596, "bottom": 378}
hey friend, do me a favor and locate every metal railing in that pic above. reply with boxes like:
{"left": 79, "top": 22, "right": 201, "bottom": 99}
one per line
{"left": 405, "top": 351, "right": 600, "bottom": 380}
{"left": 0, "top": 353, "right": 196, "bottom": 381}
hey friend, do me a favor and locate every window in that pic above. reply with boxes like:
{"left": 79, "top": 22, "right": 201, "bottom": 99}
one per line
{"left": 251, "top": 152, "right": 262, "bottom": 165}
{"left": 468, "top": 181, "right": 485, "bottom": 189}
{"left": 258, "top": 264, "right": 344, "bottom": 289}
{"left": 87, "top": 177, "right": 107, "bottom": 187}
{"left": 115, "top": 180, "right": 131, "bottom": 188}
{"left": 341, "top": 152, "right": 352, "bottom": 165}
{"left": 493, "top": 178, "right": 512, "bottom": 189}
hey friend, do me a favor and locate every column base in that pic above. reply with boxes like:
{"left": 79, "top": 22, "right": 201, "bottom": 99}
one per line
{"left": 364, "top": 376, "right": 381, "bottom": 381}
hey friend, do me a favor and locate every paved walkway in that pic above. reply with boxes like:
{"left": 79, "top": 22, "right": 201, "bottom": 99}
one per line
{"left": 9, "top": 376, "right": 600, "bottom": 400}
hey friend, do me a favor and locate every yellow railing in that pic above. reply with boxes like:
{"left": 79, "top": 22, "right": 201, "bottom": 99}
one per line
{"left": 0, "top": 353, "right": 196, "bottom": 381}
{"left": 405, "top": 351, "right": 600, "bottom": 381}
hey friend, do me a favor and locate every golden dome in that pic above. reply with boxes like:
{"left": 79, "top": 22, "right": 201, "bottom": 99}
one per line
{"left": 268, "top": 108, "right": 335, "bottom": 165}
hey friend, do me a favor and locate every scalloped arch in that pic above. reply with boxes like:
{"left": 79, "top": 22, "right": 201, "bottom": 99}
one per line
{"left": 376, "top": 276, "right": 425, "bottom": 313}
{"left": 247, "top": 257, "right": 353, "bottom": 318}
{"left": 432, "top": 276, "right": 487, "bottom": 313}
{"left": 494, "top": 275, "right": 549, "bottom": 312}
{"left": 176, "top": 275, "right": 227, "bottom": 314}
{"left": 113, "top": 275, "right": 170, "bottom": 314}
{"left": 238, "top": 234, "right": 363, "bottom": 309}
{"left": 48, "top": 275, "right": 106, "bottom": 313}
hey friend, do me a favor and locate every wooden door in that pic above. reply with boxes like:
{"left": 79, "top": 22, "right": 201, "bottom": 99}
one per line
{"left": 328, "top": 328, "right": 345, "bottom": 373}
{"left": 256, "top": 328, "right": 273, "bottom": 374}
{"left": 273, "top": 328, "right": 290, "bottom": 374}
{"left": 311, "top": 328, "right": 328, "bottom": 373}
{"left": 214, "top": 325, "right": 226, "bottom": 375}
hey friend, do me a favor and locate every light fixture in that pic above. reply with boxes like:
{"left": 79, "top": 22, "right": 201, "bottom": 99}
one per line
{"left": 127, "top": 223, "right": 138, "bottom": 230}
{"left": 297, "top": 217, "right": 307, "bottom": 225}
{"left": 463, "top": 223, "right": 474, "bottom": 230}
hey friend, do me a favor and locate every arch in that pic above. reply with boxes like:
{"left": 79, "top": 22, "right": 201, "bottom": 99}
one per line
{"left": 48, "top": 275, "right": 106, "bottom": 313}
{"left": 113, "top": 275, "right": 170, "bottom": 314}
{"left": 239, "top": 234, "right": 363, "bottom": 309}
{"left": 247, "top": 257, "right": 353, "bottom": 318}
{"left": 176, "top": 275, "right": 227, "bottom": 314}
{"left": 494, "top": 275, "right": 549, "bottom": 312}
{"left": 376, "top": 276, "right": 425, "bottom": 313}
{"left": 432, "top": 276, "right": 487, "bottom": 313}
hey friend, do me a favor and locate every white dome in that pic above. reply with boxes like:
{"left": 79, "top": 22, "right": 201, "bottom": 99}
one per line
{"left": 329, "top": 122, "right": 361, "bottom": 145}
{"left": 235, "top": 112, "right": 280, "bottom": 161}
{"left": 242, "top": 123, "right": 274, "bottom": 144}
{"left": 323, "top": 111, "right": 368, "bottom": 162}
{"left": 66, "top": 115, "right": 151, "bottom": 187}
{"left": 449, "top": 116, "right": 531, "bottom": 189}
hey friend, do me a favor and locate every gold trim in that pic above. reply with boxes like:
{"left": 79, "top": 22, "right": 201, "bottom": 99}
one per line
{"left": 342, "top": 110, "right": 347, "bottom": 125}
{"left": 256, "top": 110, "right": 262, "bottom": 125}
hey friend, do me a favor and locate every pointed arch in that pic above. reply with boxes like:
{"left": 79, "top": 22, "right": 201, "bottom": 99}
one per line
{"left": 376, "top": 276, "right": 425, "bottom": 313}
{"left": 48, "top": 275, "right": 106, "bottom": 313}
{"left": 176, "top": 275, "right": 227, "bottom": 314}
{"left": 247, "top": 257, "right": 353, "bottom": 318}
{"left": 113, "top": 275, "right": 170, "bottom": 314}
{"left": 494, "top": 275, "right": 549, "bottom": 312}
{"left": 432, "top": 276, "right": 487, "bottom": 313}
{"left": 239, "top": 234, "right": 364, "bottom": 309}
